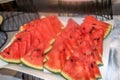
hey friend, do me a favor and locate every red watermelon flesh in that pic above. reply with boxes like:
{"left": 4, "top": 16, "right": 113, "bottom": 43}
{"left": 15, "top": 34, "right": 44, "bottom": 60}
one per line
{"left": 44, "top": 48, "right": 62, "bottom": 73}
{"left": 61, "top": 56, "right": 90, "bottom": 80}
{"left": 37, "top": 20, "right": 54, "bottom": 42}
{"left": 83, "top": 34, "right": 103, "bottom": 65}
{"left": 45, "top": 36, "right": 72, "bottom": 73}
{"left": 71, "top": 54, "right": 96, "bottom": 80}
{"left": 0, "top": 41, "right": 20, "bottom": 63}
{"left": 64, "top": 18, "right": 79, "bottom": 31}
{"left": 62, "top": 41, "right": 101, "bottom": 80}
{"left": 26, "top": 26, "right": 52, "bottom": 54}
{"left": 47, "top": 16, "right": 64, "bottom": 35}
{"left": 63, "top": 18, "right": 84, "bottom": 50}
{"left": 20, "top": 18, "right": 40, "bottom": 31}
{"left": 17, "top": 40, "right": 27, "bottom": 58}
{"left": 15, "top": 31, "right": 32, "bottom": 56}
{"left": 21, "top": 39, "right": 44, "bottom": 70}
{"left": 91, "top": 29, "right": 104, "bottom": 57}
{"left": 41, "top": 17, "right": 56, "bottom": 37}
{"left": 81, "top": 16, "right": 111, "bottom": 38}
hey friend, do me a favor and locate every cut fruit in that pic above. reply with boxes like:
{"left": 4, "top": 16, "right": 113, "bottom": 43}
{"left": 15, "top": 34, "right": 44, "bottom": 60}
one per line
{"left": 80, "top": 16, "right": 112, "bottom": 38}
{"left": 61, "top": 57, "right": 90, "bottom": 80}
{"left": 47, "top": 16, "right": 64, "bottom": 34}
{"left": 21, "top": 39, "right": 44, "bottom": 70}
{"left": 91, "top": 29, "right": 104, "bottom": 57}
{"left": 0, "top": 41, "right": 20, "bottom": 63}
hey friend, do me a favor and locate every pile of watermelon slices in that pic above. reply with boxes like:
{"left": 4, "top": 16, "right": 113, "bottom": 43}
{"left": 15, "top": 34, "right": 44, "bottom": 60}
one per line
{"left": 0, "top": 15, "right": 112, "bottom": 80}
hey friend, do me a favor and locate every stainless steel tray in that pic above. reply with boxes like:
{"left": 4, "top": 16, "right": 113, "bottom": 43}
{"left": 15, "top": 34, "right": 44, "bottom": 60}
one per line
{"left": 0, "top": 17, "right": 113, "bottom": 80}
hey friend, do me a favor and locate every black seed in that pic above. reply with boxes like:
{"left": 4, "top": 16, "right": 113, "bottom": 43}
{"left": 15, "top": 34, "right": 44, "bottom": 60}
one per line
{"left": 69, "top": 35, "right": 72, "bottom": 39}
{"left": 41, "top": 54, "right": 44, "bottom": 57}
{"left": 24, "top": 30, "right": 27, "bottom": 32}
{"left": 89, "top": 30, "right": 92, "bottom": 34}
{"left": 83, "top": 53, "right": 86, "bottom": 55}
{"left": 92, "top": 23, "right": 96, "bottom": 25}
{"left": 92, "top": 27, "right": 95, "bottom": 29}
{"left": 91, "top": 64, "right": 94, "bottom": 68}
{"left": 17, "top": 38, "right": 22, "bottom": 41}
{"left": 63, "top": 48, "right": 65, "bottom": 51}
{"left": 70, "top": 59, "right": 73, "bottom": 62}
{"left": 34, "top": 49, "right": 41, "bottom": 52}
{"left": 82, "top": 27, "right": 85, "bottom": 30}
{"left": 7, "top": 52, "right": 10, "bottom": 55}
{"left": 89, "top": 27, "right": 95, "bottom": 34}
{"left": 97, "top": 38, "right": 100, "bottom": 41}
{"left": 91, "top": 52, "right": 94, "bottom": 56}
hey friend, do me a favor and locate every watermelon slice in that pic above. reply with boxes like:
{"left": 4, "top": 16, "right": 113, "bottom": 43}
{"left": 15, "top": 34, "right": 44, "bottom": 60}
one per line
{"left": 0, "top": 41, "right": 20, "bottom": 63}
{"left": 61, "top": 59, "right": 90, "bottom": 80}
{"left": 44, "top": 36, "right": 71, "bottom": 73}
{"left": 47, "top": 16, "right": 64, "bottom": 35}
{"left": 21, "top": 39, "right": 44, "bottom": 70}
{"left": 61, "top": 41, "right": 102, "bottom": 80}
{"left": 15, "top": 31, "right": 32, "bottom": 57}
{"left": 91, "top": 29, "right": 104, "bottom": 57}
{"left": 80, "top": 16, "right": 112, "bottom": 38}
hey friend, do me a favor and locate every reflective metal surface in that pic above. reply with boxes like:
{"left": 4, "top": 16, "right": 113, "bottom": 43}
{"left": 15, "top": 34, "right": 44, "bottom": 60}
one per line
{"left": 106, "top": 18, "right": 120, "bottom": 80}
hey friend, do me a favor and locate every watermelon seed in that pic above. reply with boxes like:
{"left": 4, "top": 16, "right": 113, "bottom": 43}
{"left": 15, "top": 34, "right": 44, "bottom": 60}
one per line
{"left": 89, "top": 27, "right": 95, "bottom": 34}
{"left": 92, "top": 23, "right": 96, "bottom": 25}
{"left": 82, "top": 27, "right": 85, "bottom": 30}
{"left": 69, "top": 35, "right": 73, "bottom": 39}
{"left": 24, "top": 30, "right": 28, "bottom": 32}
{"left": 97, "top": 38, "right": 100, "bottom": 41}
{"left": 79, "top": 41, "right": 82, "bottom": 45}
{"left": 91, "top": 52, "right": 94, "bottom": 56}
{"left": 63, "top": 48, "right": 65, "bottom": 52}
{"left": 91, "top": 64, "right": 94, "bottom": 68}
{"left": 83, "top": 53, "right": 86, "bottom": 55}
{"left": 7, "top": 52, "right": 10, "bottom": 55}
{"left": 70, "top": 58, "right": 74, "bottom": 62}
{"left": 94, "top": 38, "right": 100, "bottom": 41}
{"left": 34, "top": 49, "right": 41, "bottom": 52}
{"left": 17, "top": 38, "right": 22, "bottom": 41}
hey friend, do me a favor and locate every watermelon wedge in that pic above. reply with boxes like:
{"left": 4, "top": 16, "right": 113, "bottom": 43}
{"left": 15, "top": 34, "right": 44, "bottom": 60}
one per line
{"left": 0, "top": 41, "right": 20, "bottom": 63}
{"left": 80, "top": 16, "right": 112, "bottom": 38}
{"left": 44, "top": 36, "right": 71, "bottom": 73}
{"left": 21, "top": 39, "right": 44, "bottom": 70}
{"left": 47, "top": 16, "right": 64, "bottom": 35}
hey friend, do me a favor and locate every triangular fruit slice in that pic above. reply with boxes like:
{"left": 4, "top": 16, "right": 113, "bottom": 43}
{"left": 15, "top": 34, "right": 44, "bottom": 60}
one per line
{"left": 21, "top": 39, "right": 44, "bottom": 70}
{"left": 80, "top": 16, "right": 112, "bottom": 38}
{"left": 0, "top": 41, "right": 20, "bottom": 63}
{"left": 91, "top": 29, "right": 104, "bottom": 57}
{"left": 15, "top": 31, "right": 32, "bottom": 57}
{"left": 47, "top": 16, "right": 64, "bottom": 35}
{"left": 61, "top": 57, "right": 90, "bottom": 80}
{"left": 44, "top": 36, "right": 70, "bottom": 73}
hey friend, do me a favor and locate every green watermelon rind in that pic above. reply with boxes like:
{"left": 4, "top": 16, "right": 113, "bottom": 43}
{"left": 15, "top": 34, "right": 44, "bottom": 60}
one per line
{"left": 104, "top": 24, "right": 112, "bottom": 39}
{"left": 21, "top": 58, "right": 43, "bottom": 70}
{"left": 0, "top": 55, "right": 21, "bottom": 64}
{"left": 61, "top": 69, "right": 102, "bottom": 80}
{"left": 96, "top": 74, "right": 102, "bottom": 80}
{"left": 44, "top": 45, "right": 53, "bottom": 54}
{"left": 49, "top": 38, "right": 56, "bottom": 45}
{"left": 96, "top": 60, "right": 103, "bottom": 66}
{"left": 44, "top": 63, "right": 61, "bottom": 74}
{"left": 61, "top": 71, "right": 73, "bottom": 80}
